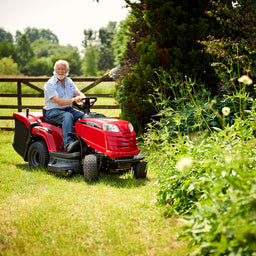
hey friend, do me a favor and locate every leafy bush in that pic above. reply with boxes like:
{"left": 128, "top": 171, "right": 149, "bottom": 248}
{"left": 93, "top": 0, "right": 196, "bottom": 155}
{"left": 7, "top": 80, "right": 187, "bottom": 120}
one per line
{"left": 183, "top": 168, "right": 256, "bottom": 255}
{"left": 147, "top": 105, "right": 256, "bottom": 255}
{"left": 182, "top": 118, "right": 256, "bottom": 255}
{"left": 117, "top": 64, "right": 158, "bottom": 134}
{"left": 145, "top": 69, "right": 256, "bottom": 255}
{"left": 0, "top": 56, "right": 18, "bottom": 75}
{"left": 22, "top": 58, "right": 51, "bottom": 76}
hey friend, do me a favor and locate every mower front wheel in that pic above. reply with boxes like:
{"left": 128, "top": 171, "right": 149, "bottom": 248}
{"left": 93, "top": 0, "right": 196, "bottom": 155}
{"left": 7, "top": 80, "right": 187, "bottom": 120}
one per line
{"left": 133, "top": 161, "right": 147, "bottom": 179}
{"left": 83, "top": 154, "right": 99, "bottom": 182}
{"left": 27, "top": 141, "right": 49, "bottom": 168}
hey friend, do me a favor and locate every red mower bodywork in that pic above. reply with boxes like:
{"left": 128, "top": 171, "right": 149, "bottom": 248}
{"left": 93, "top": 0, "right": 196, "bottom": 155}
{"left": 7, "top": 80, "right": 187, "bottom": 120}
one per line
{"left": 75, "top": 118, "right": 140, "bottom": 159}
{"left": 12, "top": 97, "right": 147, "bottom": 182}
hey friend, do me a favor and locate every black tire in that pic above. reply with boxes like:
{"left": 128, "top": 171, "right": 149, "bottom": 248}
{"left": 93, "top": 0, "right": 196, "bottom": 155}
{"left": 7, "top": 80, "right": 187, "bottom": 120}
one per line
{"left": 83, "top": 154, "right": 99, "bottom": 182}
{"left": 133, "top": 161, "right": 147, "bottom": 179}
{"left": 27, "top": 141, "right": 49, "bottom": 168}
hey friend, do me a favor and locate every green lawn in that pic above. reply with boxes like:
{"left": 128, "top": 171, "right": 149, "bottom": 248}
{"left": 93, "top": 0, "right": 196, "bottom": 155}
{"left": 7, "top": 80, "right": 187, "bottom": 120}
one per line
{"left": 0, "top": 131, "right": 189, "bottom": 256}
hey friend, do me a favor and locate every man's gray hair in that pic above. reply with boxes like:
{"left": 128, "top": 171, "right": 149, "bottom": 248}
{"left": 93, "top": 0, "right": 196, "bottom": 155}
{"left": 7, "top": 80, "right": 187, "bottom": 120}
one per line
{"left": 53, "top": 60, "right": 69, "bottom": 75}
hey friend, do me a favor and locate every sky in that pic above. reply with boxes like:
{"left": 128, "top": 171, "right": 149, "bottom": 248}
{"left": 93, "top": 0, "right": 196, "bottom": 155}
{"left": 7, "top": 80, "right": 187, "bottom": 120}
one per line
{"left": 0, "top": 0, "right": 130, "bottom": 50}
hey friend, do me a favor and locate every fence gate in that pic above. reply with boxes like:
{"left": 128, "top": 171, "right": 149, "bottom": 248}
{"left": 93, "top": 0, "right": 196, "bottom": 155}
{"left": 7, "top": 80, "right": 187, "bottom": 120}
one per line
{"left": 0, "top": 75, "right": 120, "bottom": 131}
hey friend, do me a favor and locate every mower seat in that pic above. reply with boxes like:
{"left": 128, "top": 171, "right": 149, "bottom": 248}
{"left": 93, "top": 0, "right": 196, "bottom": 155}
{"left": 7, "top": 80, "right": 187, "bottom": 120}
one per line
{"left": 42, "top": 107, "right": 62, "bottom": 127}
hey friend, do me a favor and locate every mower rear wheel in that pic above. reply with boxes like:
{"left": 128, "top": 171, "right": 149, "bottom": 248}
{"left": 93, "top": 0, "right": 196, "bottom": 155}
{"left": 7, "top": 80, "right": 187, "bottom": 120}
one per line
{"left": 83, "top": 154, "right": 99, "bottom": 182}
{"left": 27, "top": 141, "right": 49, "bottom": 168}
{"left": 133, "top": 161, "right": 147, "bottom": 179}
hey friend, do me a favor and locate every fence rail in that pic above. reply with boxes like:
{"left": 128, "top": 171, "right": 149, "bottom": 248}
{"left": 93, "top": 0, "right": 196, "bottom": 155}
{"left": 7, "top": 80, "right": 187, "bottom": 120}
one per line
{"left": 0, "top": 75, "right": 119, "bottom": 131}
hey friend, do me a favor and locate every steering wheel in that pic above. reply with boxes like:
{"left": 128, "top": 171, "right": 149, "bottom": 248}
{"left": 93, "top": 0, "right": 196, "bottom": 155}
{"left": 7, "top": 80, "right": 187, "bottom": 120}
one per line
{"left": 73, "top": 96, "right": 97, "bottom": 111}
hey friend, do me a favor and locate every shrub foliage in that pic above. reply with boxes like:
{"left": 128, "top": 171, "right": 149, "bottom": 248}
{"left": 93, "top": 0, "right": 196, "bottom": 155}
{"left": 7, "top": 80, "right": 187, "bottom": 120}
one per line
{"left": 117, "top": 0, "right": 217, "bottom": 133}
{"left": 145, "top": 69, "right": 256, "bottom": 255}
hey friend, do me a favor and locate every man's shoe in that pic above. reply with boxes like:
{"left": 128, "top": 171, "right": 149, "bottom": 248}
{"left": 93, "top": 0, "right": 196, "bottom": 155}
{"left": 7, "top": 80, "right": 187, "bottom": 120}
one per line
{"left": 66, "top": 140, "right": 79, "bottom": 153}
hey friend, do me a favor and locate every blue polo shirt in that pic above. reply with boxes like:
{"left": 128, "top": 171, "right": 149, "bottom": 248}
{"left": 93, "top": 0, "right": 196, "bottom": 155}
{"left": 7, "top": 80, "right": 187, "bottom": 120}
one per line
{"left": 44, "top": 75, "right": 79, "bottom": 110}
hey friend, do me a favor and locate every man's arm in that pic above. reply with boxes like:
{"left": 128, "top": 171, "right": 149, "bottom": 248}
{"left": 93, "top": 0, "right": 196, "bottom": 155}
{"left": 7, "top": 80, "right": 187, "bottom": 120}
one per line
{"left": 74, "top": 90, "right": 85, "bottom": 98}
{"left": 51, "top": 95, "right": 82, "bottom": 106}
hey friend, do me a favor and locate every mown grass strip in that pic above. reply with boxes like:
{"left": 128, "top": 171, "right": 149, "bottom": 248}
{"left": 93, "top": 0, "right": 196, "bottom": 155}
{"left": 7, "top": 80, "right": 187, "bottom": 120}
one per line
{"left": 0, "top": 131, "right": 189, "bottom": 256}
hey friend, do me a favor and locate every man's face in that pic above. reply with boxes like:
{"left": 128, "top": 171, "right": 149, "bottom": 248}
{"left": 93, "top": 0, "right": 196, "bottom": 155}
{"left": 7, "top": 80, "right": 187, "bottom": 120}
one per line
{"left": 56, "top": 63, "right": 68, "bottom": 80}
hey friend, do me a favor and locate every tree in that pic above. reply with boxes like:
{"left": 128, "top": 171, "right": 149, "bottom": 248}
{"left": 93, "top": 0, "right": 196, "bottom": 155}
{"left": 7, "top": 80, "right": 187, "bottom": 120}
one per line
{"left": 50, "top": 48, "right": 83, "bottom": 77}
{"left": 15, "top": 30, "right": 22, "bottom": 43}
{"left": 82, "top": 29, "right": 96, "bottom": 48}
{"left": 23, "top": 58, "right": 51, "bottom": 76}
{"left": 82, "top": 24, "right": 119, "bottom": 74}
{"left": 82, "top": 29, "right": 99, "bottom": 76}
{"left": 98, "top": 21, "right": 117, "bottom": 71}
{"left": 83, "top": 46, "right": 99, "bottom": 76}
{"left": 0, "top": 26, "right": 82, "bottom": 76}
{"left": 16, "top": 34, "right": 35, "bottom": 74}
{"left": 66, "top": 49, "right": 83, "bottom": 76}
{"left": 0, "top": 57, "right": 18, "bottom": 75}
{"left": 24, "top": 27, "right": 40, "bottom": 43}
{"left": 205, "top": 0, "right": 256, "bottom": 76}
{"left": 32, "top": 39, "right": 53, "bottom": 58}
{"left": 23, "top": 27, "right": 59, "bottom": 43}
{"left": 31, "top": 39, "right": 82, "bottom": 76}
{"left": 0, "top": 28, "right": 13, "bottom": 42}
{"left": 39, "top": 29, "right": 59, "bottom": 44}
{"left": 0, "top": 39, "right": 19, "bottom": 63}
{"left": 112, "top": 17, "right": 131, "bottom": 66}
{"left": 32, "top": 39, "right": 79, "bottom": 59}
{"left": 209, "top": 0, "right": 256, "bottom": 49}
{"left": 115, "top": 0, "right": 217, "bottom": 133}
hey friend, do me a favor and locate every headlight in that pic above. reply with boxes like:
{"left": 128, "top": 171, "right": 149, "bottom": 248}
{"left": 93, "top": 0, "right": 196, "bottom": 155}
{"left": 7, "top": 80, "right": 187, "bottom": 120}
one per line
{"left": 128, "top": 123, "right": 134, "bottom": 133}
{"left": 103, "top": 123, "right": 120, "bottom": 132}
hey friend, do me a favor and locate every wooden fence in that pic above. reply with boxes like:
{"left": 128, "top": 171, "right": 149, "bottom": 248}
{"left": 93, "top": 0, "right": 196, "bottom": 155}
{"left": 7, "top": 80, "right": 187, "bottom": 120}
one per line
{"left": 0, "top": 75, "right": 120, "bottom": 131}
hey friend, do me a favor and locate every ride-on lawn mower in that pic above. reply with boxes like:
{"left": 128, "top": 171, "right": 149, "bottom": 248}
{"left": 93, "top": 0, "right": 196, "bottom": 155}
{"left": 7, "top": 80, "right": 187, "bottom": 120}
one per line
{"left": 12, "top": 97, "right": 147, "bottom": 182}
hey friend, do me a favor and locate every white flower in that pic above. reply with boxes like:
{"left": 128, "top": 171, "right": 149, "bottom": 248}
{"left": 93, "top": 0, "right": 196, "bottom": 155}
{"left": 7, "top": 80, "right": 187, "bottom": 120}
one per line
{"left": 224, "top": 153, "right": 232, "bottom": 164}
{"left": 222, "top": 107, "right": 230, "bottom": 116}
{"left": 238, "top": 75, "right": 253, "bottom": 85}
{"left": 176, "top": 157, "right": 193, "bottom": 172}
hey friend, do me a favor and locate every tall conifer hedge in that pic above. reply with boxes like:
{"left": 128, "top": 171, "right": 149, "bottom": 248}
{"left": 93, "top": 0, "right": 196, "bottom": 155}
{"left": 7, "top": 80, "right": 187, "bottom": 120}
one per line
{"left": 117, "top": 0, "right": 217, "bottom": 133}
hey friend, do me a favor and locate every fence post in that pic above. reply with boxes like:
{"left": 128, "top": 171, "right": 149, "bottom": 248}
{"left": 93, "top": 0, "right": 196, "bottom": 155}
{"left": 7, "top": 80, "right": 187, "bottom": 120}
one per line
{"left": 17, "top": 81, "right": 22, "bottom": 112}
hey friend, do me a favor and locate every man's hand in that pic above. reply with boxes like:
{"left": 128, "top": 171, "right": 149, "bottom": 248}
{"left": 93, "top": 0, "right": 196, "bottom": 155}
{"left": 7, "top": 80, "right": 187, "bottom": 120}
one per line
{"left": 74, "top": 91, "right": 86, "bottom": 103}
{"left": 73, "top": 95, "right": 83, "bottom": 103}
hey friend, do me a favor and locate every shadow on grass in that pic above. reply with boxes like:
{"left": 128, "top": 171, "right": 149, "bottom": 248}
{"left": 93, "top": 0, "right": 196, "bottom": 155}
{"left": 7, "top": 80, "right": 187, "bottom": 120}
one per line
{"left": 97, "top": 172, "right": 149, "bottom": 188}
{"left": 16, "top": 163, "right": 149, "bottom": 189}
{"left": 16, "top": 163, "right": 43, "bottom": 172}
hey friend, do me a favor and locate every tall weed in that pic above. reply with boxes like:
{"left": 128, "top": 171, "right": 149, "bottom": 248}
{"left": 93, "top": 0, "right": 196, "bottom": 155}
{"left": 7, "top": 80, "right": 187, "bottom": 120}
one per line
{"left": 182, "top": 119, "right": 256, "bottom": 255}
{"left": 145, "top": 70, "right": 256, "bottom": 255}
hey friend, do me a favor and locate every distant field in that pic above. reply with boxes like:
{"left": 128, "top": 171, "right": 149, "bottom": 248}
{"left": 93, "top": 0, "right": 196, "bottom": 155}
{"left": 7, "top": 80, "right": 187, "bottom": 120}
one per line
{"left": 0, "top": 81, "right": 121, "bottom": 129}
{"left": 0, "top": 81, "right": 116, "bottom": 94}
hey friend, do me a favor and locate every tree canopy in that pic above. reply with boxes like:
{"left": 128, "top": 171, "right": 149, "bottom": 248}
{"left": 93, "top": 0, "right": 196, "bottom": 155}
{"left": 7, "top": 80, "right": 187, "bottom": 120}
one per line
{"left": 0, "top": 28, "right": 13, "bottom": 43}
{"left": 0, "top": 23, "right": 121, "bottom": 77}
{"left": 16, "top": 27, "right": 59, "bottom": 44}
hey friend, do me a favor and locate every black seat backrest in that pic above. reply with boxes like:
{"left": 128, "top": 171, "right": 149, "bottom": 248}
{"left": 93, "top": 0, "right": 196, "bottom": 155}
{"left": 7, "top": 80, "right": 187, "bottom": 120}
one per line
{"left": 42, "top": 107, "right": 62, "bottom": 127}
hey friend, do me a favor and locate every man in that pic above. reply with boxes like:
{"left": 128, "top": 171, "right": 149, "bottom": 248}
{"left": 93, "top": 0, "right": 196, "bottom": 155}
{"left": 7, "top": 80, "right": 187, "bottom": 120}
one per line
{"left": 44, "top": 60, "right": 85, "bottom": 152}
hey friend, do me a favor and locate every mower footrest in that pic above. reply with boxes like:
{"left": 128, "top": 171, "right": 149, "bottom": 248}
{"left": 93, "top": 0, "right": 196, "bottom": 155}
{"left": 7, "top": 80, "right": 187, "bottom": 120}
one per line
{"left": 49, "top": 151, "right": 80, "bottom": 159}
{"left": 48, "top": 151, "right": 82, "bottom": 176}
